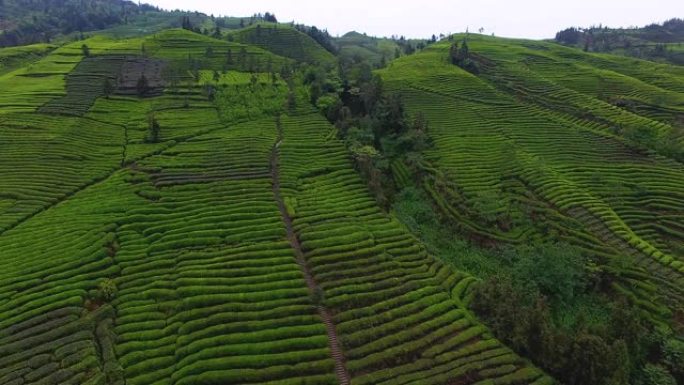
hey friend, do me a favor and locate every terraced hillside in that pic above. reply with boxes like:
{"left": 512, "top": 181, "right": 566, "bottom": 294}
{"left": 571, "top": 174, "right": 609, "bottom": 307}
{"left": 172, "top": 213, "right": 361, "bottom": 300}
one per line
{"left": 229, "top": 23, "right": 336, "bottom": 65}
{"left": 336, "top": 32, "right": 401, "bottom": 67}
{"left": 0, "top": 26, "right": 553, "bottom": 385}
{"left": 379, "top": 34, "right": 684, "bottom": 324}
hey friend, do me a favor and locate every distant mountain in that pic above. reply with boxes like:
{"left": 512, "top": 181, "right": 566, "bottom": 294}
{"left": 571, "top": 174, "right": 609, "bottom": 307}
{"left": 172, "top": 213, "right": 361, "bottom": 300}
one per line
{"left": 555, "top": 18, "right": 684, "bottom": 64}
{"left": 0, "top": 0, "right": 164, "bottom": 46}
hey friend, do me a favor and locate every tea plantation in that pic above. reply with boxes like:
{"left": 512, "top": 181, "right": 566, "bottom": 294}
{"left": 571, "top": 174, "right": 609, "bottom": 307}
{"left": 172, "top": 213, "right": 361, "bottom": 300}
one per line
{"left": 0, "top": 9, "right": 683, "bottom": 385}
{"left": 379, "top": 34, "right": 684, "bottom": 334}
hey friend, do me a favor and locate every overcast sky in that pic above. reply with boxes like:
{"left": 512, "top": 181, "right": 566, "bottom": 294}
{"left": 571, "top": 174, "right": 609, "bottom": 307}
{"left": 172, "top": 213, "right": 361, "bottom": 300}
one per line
{"left": 146, "top": 0, "right": 683, "bottom": 40}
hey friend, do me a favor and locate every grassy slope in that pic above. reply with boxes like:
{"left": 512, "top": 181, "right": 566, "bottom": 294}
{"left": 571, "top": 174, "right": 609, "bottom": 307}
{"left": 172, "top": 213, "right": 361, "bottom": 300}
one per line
{"left": 379, "top": 34, "right": 684, "bottom": 325}
{"left": 336, "top": 31, "right": 401, "bottom": 66}
{"left": 229, "top": 22, "right": 336, "bottom": 65}
{"left": 0, "top": 28, "right": 550, "bottom": 385}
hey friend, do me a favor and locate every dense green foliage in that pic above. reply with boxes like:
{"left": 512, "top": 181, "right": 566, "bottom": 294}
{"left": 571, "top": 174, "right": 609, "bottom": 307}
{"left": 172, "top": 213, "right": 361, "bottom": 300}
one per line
{"left": 0, "top": 0, "right": 158, "bottom": 46}
{"left": 555, "top": 19, "right": 684, "bottom": 64}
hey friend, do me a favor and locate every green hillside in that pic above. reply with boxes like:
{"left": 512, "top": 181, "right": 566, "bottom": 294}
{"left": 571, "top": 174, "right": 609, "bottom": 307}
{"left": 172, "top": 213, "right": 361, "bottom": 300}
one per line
{"left": 336, "top": 31, "right": 401, "bottom": 66}
{"left": 229, "top": 23, "right": 336, "bottom": 65}
{"left": 0, "top": 23, "right": 554, "bottom": 385}
{"left": 1, "top": 4, "right": 684, "bottom": 385}
{"left": 378, "top": 33, "right": 684, "bottom": 383}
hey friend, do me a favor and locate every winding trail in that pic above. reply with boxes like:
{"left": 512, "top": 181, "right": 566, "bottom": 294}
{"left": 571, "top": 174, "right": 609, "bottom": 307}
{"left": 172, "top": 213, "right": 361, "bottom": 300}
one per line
{"left": 269, "top": 115, "right": 351, "bottom": 385}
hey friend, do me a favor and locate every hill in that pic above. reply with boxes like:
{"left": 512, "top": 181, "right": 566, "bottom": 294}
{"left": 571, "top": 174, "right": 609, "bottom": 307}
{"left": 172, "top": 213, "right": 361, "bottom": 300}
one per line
{"left": 555, "top": 18, "right": 684, "bottom": 64}
{"left": 378, "top": 33, "right": 684, "bottom": 383}
{"left": 229, "top": 23, "right": 336, "bottom": 65}
{"left": 336, "top": 31, "right": 401, "bottom": 66}
{"left": 0, "top": 24, "right": 554, "bottom": 385}
{"left": 1, "top": 7, "right": 684, "bottom": 385}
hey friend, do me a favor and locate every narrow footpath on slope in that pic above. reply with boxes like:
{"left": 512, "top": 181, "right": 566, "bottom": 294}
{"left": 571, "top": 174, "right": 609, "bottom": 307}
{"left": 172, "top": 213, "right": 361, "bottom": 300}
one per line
{"left": 269, "top": 114, "right": 351, "bottom": 385}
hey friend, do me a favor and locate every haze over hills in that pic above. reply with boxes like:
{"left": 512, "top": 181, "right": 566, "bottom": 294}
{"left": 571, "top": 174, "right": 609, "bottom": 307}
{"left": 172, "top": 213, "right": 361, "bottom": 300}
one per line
{"left": 0, "top": 1, "right": 683, "bottom": 385}
{"left": 555, "top": 18, "right": 684, "bottom": 64}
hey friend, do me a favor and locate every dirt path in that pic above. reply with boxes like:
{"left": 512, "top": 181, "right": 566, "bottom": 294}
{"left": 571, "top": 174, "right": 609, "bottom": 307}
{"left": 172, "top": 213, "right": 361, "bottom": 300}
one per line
{"left": 269, "top": 115, "right": 351, "bottom": 385}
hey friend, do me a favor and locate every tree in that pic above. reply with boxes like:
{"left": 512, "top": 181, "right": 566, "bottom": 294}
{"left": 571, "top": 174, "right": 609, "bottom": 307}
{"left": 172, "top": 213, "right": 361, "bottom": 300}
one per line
{"left": 663, "top": 339, "right": 684, "bottom": 383}
{"left": 202, "top": 83, "right": 215, "bottom": 101}
{"left": 181, "top": 16, "right": 193, "bottom": 31}
{"left": 512, "top": 244, "right": 587, "bottom": 303}
{"left": 449, "top": 42, "right": 459, "bottom": 65}
{"left": 136, "top": 73, "right": 149, "bottom": 97}
{"left": 449, "top": 38, "right": 479, "bottom": 74}
{"left": 459, "top": 39, "right": 470, "bottom": 61}
{"left": 147, "top": 112, "right": 160, "bottom": 142}
{"left": 226, "top": 48, "right": 233, "bottom": 64}
{"left": 563, "top": 331, "right": 618, "bottom": 385}
{"left": 212, "top": 70, "right": 220, "bottom": 83}
{"left": 81, "top": 44, "right": 90, "bottom": 57}
{"left": 640, "top": 364, "right": 677, "bottom": 385}
{"left": 205, "top": 46, "right": 213, "bottom": 57}
{"left": 555, "top": 27, "right": 583, "bottom": 45}
{"left": 97, "top": 279, "right": 117, "bottom": 302}
{"left": 238, "top": 47, "right": 247, "bottom": 69}
{"left": 103, "top": 77, "right": 114, "bottom": 99}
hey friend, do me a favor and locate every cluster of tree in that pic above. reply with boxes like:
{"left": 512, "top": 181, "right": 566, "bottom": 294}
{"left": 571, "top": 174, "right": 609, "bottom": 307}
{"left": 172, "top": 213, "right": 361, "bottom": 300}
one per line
{"left": 555, "top": 27, "right": 583, "bottom": 45}
{"left": 390, "top": 35, "right": 428, "bottom": 56}
{"left": 305, "top": 62, "right": 431, "bottom": 208}
{"left": 471, "top": 244, "right": 684, "bottom": 385}
{"left": 449, "top": 37, "right": 480, "bottom": 74}
{"left": 262, "top": 12, "right": 278, "bottom": 23}
{"left": 232, "top": 12, "right": 278, "bottom": 29}
{"left": 180, "top": 15, "right": 196, "bottom": 32}
{"left": 0, "top": 0, "right": 158, "bottom": 47}
{"left": 554, "top": 19, "right": 684, "bottom": 64}
{"left": 294, "top": 24, "right": 339, "bottom": 54}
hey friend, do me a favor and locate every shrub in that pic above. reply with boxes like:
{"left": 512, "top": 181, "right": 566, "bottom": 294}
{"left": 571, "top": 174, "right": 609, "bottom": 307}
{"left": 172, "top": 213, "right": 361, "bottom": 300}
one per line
{"left": 663, "top": 339, "right": 684, "bottom": 382}
{"left": 640, "top": 364, "right": 677, "bottom": 385}
{"left": 97, "top": 279, "right": 118, "bottom": 302}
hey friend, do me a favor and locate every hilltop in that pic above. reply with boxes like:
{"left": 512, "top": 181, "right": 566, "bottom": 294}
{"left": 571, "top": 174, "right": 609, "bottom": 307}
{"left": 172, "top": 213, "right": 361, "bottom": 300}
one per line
{"left": 228, "top": 23, "right": 336, "bottom": 64}
{"left": 0, "top": 4, "right": 683, "bottom": 385}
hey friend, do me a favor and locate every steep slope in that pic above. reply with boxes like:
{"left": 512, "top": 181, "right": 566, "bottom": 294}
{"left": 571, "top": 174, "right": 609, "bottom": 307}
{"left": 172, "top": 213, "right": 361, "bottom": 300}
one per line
{"left": 229, "top": 23, "right": 336, "bottom": 65}
{"left": 379, "top": 35, "right": 684, "bottom": 324}
{"left": 0, "top": 28, "right": 550, "bottom": 385}
{"left": 0, "top": 28, "right": 292, "bottom": 232}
